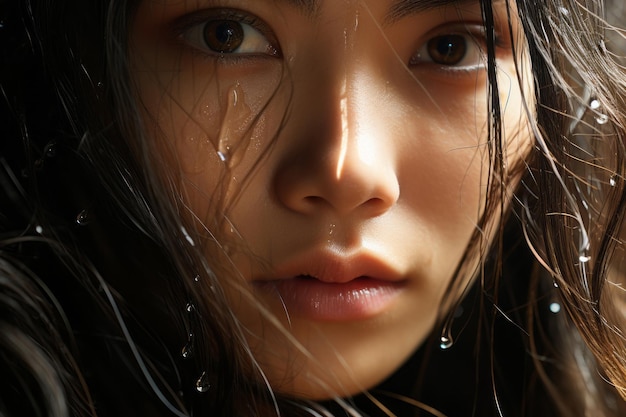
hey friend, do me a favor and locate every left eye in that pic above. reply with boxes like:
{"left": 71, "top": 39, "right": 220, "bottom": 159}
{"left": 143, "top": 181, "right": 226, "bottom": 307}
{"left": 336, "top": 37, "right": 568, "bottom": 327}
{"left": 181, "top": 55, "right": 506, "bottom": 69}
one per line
{"left": 411, "top": 31, "right": 485, "bottom": 70}
{"left": 181, "top": 14, "right": 280, "bottom": 57}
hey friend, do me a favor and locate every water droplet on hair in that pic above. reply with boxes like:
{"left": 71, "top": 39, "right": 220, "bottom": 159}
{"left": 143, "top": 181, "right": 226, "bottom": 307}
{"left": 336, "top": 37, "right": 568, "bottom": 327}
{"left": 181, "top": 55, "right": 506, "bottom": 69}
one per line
{"left": 44, "top": 142, "right": 56, "bottom": 158}
{"left": 193, "top": 274, "right": 200, "bottom": 283}
{"left": 579, "top": 254, "right": 591, "bottom": 263}
{"left": 35, "top": 225, "right": 43, "bottom": 234}
{"left": 76, "top": 210, "right": 90, "bottom": 226}
{"left": 553, "top": 280, "right": 559, "bottom": 288}
{"left": 610, "top": 175, "right": 617, "bottom": 187}
{"left": 181, "top": 342, "right": 193, "bottom": 359}
{"left": 558, "top": 6, "right": 570, "bottom": 16}
{"left": 181, "top": 226, "right": 195, "bottom": 246}
{"left": 195, "top": 371, "right": 210, "bottom": 393}
{"left": 596, "top": 114, "right": 609, "bottom": 125}
{"left": 549, "top": 302, "right": 561, "bottom": 314}
{"left": 590, "top": 99, "right": 601, "bottom": 110}
{"left": 217, "top": 149, "right": 229, "bottom": 162}
{"left": 96, "top": 81, "right": 104, "bottom": 89}
{"left": 185, "top": 303, "right": 195, "bottom": 313}
{"left": 439, "top": 335, "right": 453, "bottom": 350}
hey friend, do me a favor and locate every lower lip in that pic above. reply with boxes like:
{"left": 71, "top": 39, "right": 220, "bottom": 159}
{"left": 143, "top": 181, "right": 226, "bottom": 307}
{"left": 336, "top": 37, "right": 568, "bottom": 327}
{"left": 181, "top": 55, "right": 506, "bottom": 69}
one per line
{"left": 254, "top": 277, "right": 405, "bottom": 321}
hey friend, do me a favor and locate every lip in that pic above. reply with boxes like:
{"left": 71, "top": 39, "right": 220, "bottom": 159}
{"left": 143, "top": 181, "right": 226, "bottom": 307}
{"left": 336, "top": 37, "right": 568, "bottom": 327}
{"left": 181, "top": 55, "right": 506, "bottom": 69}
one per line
{"left": 253, "top": 250, "right": 406, "bottom": 321}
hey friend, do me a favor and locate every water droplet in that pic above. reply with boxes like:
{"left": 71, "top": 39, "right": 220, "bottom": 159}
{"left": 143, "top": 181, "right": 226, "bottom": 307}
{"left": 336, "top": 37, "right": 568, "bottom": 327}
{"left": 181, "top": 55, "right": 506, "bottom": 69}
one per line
{"left": 439, "top": 335, "right": 453, "bottom": 350}
{"left": 35, "top": 225, "right": 43, "bottom": 234}
{"left": 610, "top": 175, "right": 617, "bottom": 187}
{"left": 217, "top": 150, "right": 228, "bottom": 162}
{"left": 558, "top": 6, "right": 570, "bottom": 16}
{"left": 195, "top": 371, "right": 210, "bottom": 393}
{"left": 44, "top": 142, "right": 56, "bottom": 158}
{"left": 181, "top": 342, "right": 193, "bottom": 359}
{"left": 596, "top": 114, "right": 609, "bottom": 125}
{"left": 181, "top": 226, "right": 195, "bottom": 246}
{"left": 193, "top": 274, "right": 200, "bottom": 283}
{"left": 185, "top": 303, "right": 195, "bottom": 313}
{"left": 549, "top": 302, "right": 561, "bottom": 314}
{"left": 590, "top": 99, "right": 601, "bottom": 110}
{"left": 96, "top": 81, "right": 104, "bottom": 89}
{"left": 553, "top": 280, "right": 559, "bottom": 288}
{"left": 215, "top": 84, "right": 253, "bottom": 169}
{"left": 76, "top": 210, "right": 90, "bottom": 226}
{"left": 599, "top": 38, "right": 607, "bottom": 54}
{"left": 579, "top": 254, "right": 591, "bottom": 263}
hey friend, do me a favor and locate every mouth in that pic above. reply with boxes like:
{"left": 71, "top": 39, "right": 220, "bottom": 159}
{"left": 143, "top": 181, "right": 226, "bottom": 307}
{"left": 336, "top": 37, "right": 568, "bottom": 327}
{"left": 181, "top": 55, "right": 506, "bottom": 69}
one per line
{"left": 252, "top": 251, "right": 406, "bottom": 321}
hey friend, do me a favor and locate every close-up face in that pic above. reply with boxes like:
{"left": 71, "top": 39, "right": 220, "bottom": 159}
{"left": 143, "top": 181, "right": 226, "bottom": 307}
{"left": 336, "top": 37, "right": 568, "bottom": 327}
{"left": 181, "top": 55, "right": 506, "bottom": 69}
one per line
{"left": 130, "top": 0, "right": 531, "bottom": 400}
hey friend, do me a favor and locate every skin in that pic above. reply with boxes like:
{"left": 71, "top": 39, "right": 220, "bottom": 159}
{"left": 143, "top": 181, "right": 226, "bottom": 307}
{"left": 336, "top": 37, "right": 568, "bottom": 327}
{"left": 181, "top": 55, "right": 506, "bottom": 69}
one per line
{"left": 131, "top": 0, "right": 531, "bottom": 400}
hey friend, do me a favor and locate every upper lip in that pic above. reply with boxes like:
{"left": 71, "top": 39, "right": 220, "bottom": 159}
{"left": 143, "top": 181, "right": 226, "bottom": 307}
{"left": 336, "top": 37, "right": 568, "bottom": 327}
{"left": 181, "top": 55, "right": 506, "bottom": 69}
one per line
{"left": 255, "top": 248, "right": 404, "bottom": 284}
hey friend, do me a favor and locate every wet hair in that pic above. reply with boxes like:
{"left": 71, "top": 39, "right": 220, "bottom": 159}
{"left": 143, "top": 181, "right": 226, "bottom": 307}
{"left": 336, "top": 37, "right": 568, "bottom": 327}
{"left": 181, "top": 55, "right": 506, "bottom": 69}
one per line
{"left": 1, "top": 0, "right": 626, "bottom": 416}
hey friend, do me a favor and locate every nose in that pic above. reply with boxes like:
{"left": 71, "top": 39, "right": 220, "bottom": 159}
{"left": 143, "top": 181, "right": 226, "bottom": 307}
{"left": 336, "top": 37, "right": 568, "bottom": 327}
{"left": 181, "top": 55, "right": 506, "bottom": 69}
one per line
{"left": 273, "top": 72, "right": 400, "bottom": 218}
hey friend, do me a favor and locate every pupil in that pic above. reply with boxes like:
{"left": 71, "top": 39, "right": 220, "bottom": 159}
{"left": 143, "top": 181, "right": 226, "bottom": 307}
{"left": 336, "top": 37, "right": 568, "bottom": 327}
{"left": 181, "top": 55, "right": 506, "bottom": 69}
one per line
{"left": 217, "top": 24, "right": 235, "bottom": 43}
{"left": 204, "top": 20, "right": 244, "bottom": 53}
{"left": 428, "top": 35, "right": 466, "bottom": 65}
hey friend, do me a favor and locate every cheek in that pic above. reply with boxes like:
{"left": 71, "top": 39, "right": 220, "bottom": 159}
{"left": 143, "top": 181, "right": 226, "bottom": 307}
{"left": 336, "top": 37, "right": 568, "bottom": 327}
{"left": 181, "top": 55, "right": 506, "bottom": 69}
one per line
{"left": 133, "top": 60, "right": 285, "bottom": 219}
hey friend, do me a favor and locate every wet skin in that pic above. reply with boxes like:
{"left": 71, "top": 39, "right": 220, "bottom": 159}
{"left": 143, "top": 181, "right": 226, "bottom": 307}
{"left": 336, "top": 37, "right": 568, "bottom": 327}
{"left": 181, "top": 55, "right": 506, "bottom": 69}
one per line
{"left": 131, "top": 0, "right": 531, "bottom": 399}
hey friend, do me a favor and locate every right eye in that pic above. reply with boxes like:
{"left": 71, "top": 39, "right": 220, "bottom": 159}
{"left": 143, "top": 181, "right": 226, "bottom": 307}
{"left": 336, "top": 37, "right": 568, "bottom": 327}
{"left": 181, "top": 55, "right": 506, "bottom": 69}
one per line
{"left": 180, "top": 11, "right": 281, "bottom": 57}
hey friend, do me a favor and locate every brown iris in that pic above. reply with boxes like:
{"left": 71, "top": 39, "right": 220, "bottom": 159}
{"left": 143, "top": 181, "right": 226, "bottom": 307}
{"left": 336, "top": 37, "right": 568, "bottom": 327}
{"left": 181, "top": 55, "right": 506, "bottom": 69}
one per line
{"left": 203, "top": 20, "right": 244, "bottom": 53}
{"left": 427, "top": 35, "right": 467, "bottom": 65}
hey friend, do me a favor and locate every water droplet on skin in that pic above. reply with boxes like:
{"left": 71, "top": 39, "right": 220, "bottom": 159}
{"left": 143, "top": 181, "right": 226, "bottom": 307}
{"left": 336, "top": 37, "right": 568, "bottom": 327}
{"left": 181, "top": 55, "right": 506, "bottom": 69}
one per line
{"left": 76, "top": 210, "right": 89, "bottom": 226}
{"left": 439, "top": 335, "right": 453, "bottom": 350}
{"left": 216, "top": 84, "right": 253, "bottom": 169}
{"left": 195, "top": 372, "right": 210, "bottom": 393}
{"left": 549, "top": 302, "right": 561, "bottom": 314}
{"left": 610, "top": 175, "right": 617, "bottom": 187}
{"left": 596, "top": 114, "right": 609, "bottom": 125}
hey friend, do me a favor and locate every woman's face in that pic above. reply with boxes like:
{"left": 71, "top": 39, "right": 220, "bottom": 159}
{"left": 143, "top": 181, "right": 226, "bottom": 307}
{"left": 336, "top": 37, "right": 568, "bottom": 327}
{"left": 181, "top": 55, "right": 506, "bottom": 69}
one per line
{"left": 131, "top": 0, "right": 530, "bottom": 399}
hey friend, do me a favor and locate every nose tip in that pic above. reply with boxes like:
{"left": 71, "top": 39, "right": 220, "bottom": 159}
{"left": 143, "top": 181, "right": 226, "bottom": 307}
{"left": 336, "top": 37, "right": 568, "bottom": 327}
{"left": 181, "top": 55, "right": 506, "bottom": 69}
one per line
{"left": 273, "top": 138, "right": 400, "bottom": 217}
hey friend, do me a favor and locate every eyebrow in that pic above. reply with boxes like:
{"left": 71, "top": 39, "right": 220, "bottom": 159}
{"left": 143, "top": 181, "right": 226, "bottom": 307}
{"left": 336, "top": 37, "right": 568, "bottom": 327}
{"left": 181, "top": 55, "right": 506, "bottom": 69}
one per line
{"left": 387, "top": 0, "right": 473, "bottom": 22}
{"left": 282, "top": 0, "right": 473, "bottom": 21}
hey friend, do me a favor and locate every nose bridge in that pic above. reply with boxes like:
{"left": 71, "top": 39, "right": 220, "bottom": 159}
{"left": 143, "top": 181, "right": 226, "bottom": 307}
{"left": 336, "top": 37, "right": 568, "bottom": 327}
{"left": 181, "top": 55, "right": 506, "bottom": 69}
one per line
{"left": 273, "top": 9, "right": 399, "bottom": 217}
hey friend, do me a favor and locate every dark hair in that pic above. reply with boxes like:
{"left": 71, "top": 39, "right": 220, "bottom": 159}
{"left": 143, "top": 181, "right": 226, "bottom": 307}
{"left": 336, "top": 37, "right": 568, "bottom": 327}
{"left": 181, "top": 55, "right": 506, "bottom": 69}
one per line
{"left": 1, "top": 0, "right": 625, "bottom": 416}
